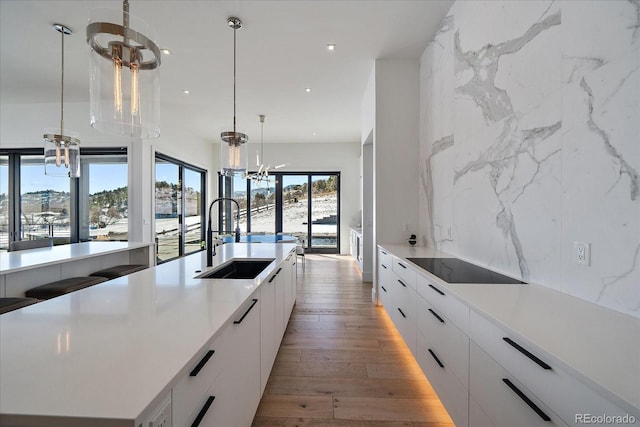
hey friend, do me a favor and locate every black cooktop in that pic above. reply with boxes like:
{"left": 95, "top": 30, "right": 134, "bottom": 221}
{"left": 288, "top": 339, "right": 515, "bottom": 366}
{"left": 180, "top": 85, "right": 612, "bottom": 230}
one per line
{"left": 406, "top": 257, "right": 526, "bottom": 284}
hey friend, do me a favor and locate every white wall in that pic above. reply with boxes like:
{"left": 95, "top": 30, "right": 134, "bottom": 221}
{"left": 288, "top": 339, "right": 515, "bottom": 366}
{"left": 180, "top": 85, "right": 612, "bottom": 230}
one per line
{"left": 419, "top": 0, "right": 639, "bottom": 318}
{"left": 375, "top": 60, "right": 420, "bottom": 246}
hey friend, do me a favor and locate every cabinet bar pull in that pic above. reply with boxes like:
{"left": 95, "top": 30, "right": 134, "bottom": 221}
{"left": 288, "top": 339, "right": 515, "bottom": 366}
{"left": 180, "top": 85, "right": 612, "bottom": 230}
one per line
{"left": 397, "top": 279, "right": 407, "bottom": 288}
{"left": 381, "top": 286, "right": 387, "bottom": 293}
{"left": 428, "top": 349, "right": 444, "bottom": 368}
{"left": 276, "top": 267, "right": 282, "bottom": 275}
{"left": 381, "top": 264, "right": 388, "bottom": 269}
{"left": 397, "top": 308, "right": 406, "bottom": 318}
{"left": 503, "top": 337, "right": 552, "bottom": 370}
{"left": 398, "top": 262, "right": 407, "bottom": 269}
{"left": 502, "top": 378, "right": 551, "bottom": 422}
{"left": 191, "top": 395, "right": 216, "bottom": 427}
{"left": 428, "top": 308, "right": 445, "bottom": 323}
{"left": 428, "top": 284, "right": 445, "bottom": 295}
{"left": 381, "top": 250, "right": 388, "bottom": 255}
{"left": 234, "top": 298, "right": 258, "bottom": 324}
{"left": 268, "top": 275, "right": 277, "bottom": 283}
{"left": 190, "top": 350, "right": 215, "bottom": 377}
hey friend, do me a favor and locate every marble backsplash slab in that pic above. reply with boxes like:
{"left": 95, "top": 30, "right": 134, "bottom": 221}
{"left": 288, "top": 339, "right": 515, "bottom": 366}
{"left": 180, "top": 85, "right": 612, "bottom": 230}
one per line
{"left": 419, "top": 0, "right": 640, "bottom": 317}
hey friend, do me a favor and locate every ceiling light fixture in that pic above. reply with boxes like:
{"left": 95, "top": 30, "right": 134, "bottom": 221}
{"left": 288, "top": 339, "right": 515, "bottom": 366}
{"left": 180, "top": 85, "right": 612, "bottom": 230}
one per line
{"left": 87, "top": 0, "right": 161, "bottom": 139}
{"left": 44, "top": 24, "right": 80, "bottom": 178}
{"left": 247, "top": 115, "right": 286, "bottom": 186}
{"left": 182, "top": 89, "right": 190, "bottom": 95}
{"left": 161, "top": 48, "right": 172, "bottom": 55}
{"left": 220, "top": 17, "right": 248, "bottom": 177}
{"left": 305, "top": 88, "right": 312, "bottom": 93}
{"left": 326, "top": 43, "right": 336, "bottom": 51}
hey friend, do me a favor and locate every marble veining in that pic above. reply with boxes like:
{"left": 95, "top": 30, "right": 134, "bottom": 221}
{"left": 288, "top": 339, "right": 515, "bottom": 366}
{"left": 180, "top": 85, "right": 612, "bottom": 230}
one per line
{"left": 454, "top": 9, "right": 561, "bottom": 126}
{"left": 580, "top": 77, "right": 639, "bottom": 201}
{"left": 421, "top": 134, "right": 454, "bottom": 248}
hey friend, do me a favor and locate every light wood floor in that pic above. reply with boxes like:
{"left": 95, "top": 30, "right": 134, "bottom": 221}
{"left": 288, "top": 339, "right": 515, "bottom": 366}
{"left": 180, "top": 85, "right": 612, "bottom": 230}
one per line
{"left": 252, "top": 254, "right": 455, "bottom": 427}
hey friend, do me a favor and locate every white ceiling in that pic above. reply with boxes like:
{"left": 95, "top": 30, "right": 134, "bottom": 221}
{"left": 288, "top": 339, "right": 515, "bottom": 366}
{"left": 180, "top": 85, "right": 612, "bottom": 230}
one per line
{"left": 0, "top": 0, "right": 453, "bottom": 145}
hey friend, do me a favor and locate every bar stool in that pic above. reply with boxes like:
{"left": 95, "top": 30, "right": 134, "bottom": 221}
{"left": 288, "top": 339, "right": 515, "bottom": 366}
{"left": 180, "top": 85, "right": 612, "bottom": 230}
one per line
{"left": 25, "top": 276, "right": 108, "bottom": 300}
{"left": 90, "top": 264, "right": 147, "bottom": 280}
{"left": 0, "top": 298, "right": 39, "bottom": 315}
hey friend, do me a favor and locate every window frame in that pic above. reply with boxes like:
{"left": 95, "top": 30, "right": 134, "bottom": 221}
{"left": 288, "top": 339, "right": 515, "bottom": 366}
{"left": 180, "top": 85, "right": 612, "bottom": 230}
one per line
{"left": 0, "top": 147, "right": 128, "bottom": 250}
{"left": 154, "top": 152, "right": 207, "bottom": 263}
{"left": 218, "top": 171, "right": 341, "bottom": 253}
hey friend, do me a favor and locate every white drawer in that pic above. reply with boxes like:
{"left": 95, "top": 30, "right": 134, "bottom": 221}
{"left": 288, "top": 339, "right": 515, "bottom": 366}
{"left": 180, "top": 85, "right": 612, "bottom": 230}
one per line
{"left": 417, "top": 296, "right": 469, "bottom": 388}
{"left": 417, "top": 329, "right": 468, "bottom": 427}
{"left": 469, "top": 310, "right": 632, "bottom": 426}
{"left": 391, "top": 280, "right": 417, "bottom": 355}
{"left": 378, "top": 247, "right": 392, "bottom": 270}
{"left": 470, "top": 342, "right": 569, "bottom": 427}
{"left": 416, "top": 272, "right": 469, "bottom": 334}
{"left": 378, "top": 270, "right": 393, "bottom": 308}
{"left": 173, "top": 329, "right": 228, "bottom": 427}
{"left": 392, "top": 257, "right": 417, "bottom": 289}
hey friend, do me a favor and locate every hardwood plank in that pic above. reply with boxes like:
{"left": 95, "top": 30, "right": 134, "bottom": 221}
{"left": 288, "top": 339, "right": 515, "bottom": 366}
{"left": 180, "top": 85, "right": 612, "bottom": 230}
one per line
{"left": 254, "top": 395, "right": 334, "bottom": 419}
{"left": 300, "top": 349, "right": 412, "bottom": 364}
{"left": 333, "top": 397, "right": 453, "bottom": 423}
{"left": 266, "top": 376, "right": 438, "bottom": 399}
{"left": 281, "top": 337, "right": 381, "bottom": 351}
{"left": 253, "top": 417, "right": 450, "bottom": 426}
{"left": 271, "top": 360, "right": 368, "bottom": 378}
{"left": 365, "top": 363, "right": 427, "bottom": 380}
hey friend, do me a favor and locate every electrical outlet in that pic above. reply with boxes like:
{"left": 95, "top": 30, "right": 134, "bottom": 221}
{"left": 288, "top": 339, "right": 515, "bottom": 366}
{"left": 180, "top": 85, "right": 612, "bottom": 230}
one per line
{"left": 574, "top": 242, "right": 590, "bottom": 266}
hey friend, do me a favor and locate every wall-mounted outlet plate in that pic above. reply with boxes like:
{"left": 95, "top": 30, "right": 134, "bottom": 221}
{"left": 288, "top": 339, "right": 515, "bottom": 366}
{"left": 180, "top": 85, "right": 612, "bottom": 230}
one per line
{"left": 574, "top": 242, "right": 590, "bottom": 266}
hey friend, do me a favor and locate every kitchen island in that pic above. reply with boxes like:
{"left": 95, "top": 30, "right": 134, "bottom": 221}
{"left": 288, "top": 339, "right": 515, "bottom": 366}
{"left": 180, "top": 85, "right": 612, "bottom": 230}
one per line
{"left": 0, "top": 242, "right": 297, "bottom": 427}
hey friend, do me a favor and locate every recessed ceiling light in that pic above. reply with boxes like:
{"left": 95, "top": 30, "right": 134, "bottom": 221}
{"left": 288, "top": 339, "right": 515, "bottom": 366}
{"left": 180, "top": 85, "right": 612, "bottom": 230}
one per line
{"left": 182, "top": 90, "right": 190, "bottom": 95}
{"left": 326, "top": 43, "right": 336, "bottom": 51}
{"left": 161, "top": 49, "right": 172, "bottom": 55}
{"left": 312, "top": 132, "right": 318, "bottom": 136}
{"left": 305, "top": 88, "right": 312, "bottom": 93}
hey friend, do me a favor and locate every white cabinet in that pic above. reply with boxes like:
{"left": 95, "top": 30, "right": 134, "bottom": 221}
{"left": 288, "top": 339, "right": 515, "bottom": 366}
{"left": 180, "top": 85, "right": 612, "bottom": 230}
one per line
{"left": 260, "top": 272, "right": 277, "bottom": 394}
{"left": 415, "top": 271, "right": 470, "bottom": 427}
{"left": 173, "top": 329, "right": 228, "bottom": 427}
{"left": 389, "top": 270, "right": 417, "bottom": 355}
{"left": 350, "top": 229, "right": 363, "bottom": 272}
{"left": 174, "top": 296, "right": 261, "bottom": 427}
{"left": 469, "top": 341, "right": 569, "bottom": 427}
{"left": 468, "top": 310, "right": 632, "bottom": 426}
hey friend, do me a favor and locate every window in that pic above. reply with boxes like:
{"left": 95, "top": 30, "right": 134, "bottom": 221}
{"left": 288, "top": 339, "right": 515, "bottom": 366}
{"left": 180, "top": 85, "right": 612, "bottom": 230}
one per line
{"left": 155, "top": 153, "right": 205, "bottom": 263}
{"left": 0, "top": 156, "right": 8, "bottom": 251}
{"left": 20, "top": 155, "right": 71, "bottom": 244}
{"left": 80, "top": 150, "right": 128, "bottom": 242}
{"left": 0, "top": 148, "right": 128, "bottom": 252}
{"left": 219, "top": 172, "right": 340, "bottom": 253}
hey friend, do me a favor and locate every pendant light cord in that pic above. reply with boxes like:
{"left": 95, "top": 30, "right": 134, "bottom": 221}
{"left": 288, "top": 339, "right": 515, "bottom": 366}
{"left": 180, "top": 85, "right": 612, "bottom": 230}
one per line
{"left": 233, "top": 23, "right": 237, "bottom": 134}
{"left": 60, "top": 25, "right": 64, "bottom": 137}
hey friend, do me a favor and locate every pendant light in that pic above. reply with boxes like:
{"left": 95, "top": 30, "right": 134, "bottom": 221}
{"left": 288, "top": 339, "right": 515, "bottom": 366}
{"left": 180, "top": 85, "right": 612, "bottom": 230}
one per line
{"left": 248, "top": 114, "right": 287, "bottom": 186}
{"left": 220, "top": 17, "right": 248, "bottom": 177}
{"left": 86, "top": 0, "right": 161, "bottom": 139}
{"left": 44, "top": 24, "right": 80, "bottom": 178}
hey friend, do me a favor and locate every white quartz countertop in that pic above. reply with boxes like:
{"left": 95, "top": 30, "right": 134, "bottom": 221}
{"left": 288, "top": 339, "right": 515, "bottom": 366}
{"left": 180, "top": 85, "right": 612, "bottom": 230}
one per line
{"left": 0, "top": 241, "right": 152, "bottom": 274}
{"left": 379, "top": 244, "right": 640, "bottom": 416}
{"left": 0, "top": 243, "right": 296, "bottom": 425}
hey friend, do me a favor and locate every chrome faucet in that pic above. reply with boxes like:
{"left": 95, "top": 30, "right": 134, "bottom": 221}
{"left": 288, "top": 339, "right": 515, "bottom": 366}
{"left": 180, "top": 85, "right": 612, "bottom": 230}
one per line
{"left": 207, "top": 197, "right": 241, "bottom": 267}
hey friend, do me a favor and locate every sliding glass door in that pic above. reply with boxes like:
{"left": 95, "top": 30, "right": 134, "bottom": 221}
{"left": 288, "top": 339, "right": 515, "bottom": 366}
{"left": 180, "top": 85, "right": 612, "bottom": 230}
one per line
{"left": 220, "top": 172, "right": 340, "bottom": 253}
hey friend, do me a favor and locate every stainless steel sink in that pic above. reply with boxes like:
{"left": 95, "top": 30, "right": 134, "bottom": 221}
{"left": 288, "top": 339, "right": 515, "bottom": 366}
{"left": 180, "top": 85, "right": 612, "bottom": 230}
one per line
{"left": 197, "top": 259, "right": 274, "bottom": 279}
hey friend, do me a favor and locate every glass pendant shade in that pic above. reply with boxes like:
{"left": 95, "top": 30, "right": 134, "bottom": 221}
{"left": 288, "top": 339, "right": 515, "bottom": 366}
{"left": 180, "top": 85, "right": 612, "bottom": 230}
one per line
{"left": 44, "top": 130, "right": 80, "bottom": 178}
{"left": 220, "top": 132, "right": 248, "bottom": 177}
{"left": 87, "top": 4, "right": 160, "bottom": 139}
